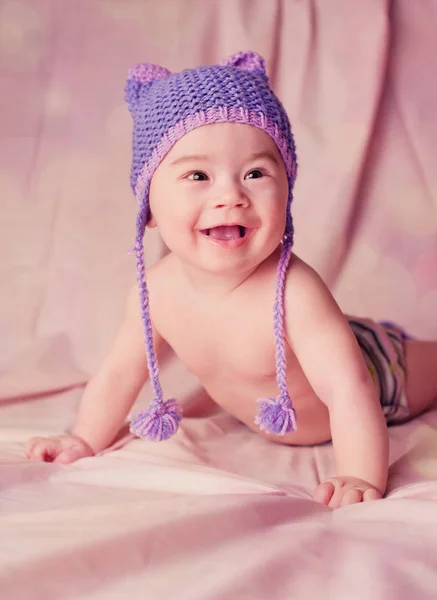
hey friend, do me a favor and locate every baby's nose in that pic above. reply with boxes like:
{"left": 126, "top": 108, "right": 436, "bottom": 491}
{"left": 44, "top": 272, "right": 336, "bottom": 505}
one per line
{"left": 214, "top": 184, "right": 249, "bottom": 209}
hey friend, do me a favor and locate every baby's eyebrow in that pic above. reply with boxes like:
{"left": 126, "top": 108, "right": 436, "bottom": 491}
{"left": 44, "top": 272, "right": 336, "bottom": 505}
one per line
{"left": 246, "top": 151, "right": 280, "bottom": 165}
{"left": 170, "top": 154, "right": 209, "bottom": 167}
{"left": 169, "top": 150, "right": 280, "bottom": 167}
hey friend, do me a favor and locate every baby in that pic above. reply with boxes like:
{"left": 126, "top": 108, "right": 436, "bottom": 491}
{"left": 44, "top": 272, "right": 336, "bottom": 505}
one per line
{"left": 25, "top": 51, "right": 437, "bottom": 508}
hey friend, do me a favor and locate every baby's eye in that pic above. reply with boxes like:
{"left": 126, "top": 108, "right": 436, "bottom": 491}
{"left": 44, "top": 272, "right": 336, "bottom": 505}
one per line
{"left": 187, "top": 171, "right": 209, "bottom": 181}
{"left": 245, "top": 169, "right": 264, "bottom": 180}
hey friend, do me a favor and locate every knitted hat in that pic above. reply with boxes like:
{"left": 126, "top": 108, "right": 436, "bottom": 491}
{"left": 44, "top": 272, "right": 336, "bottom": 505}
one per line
{"left": 125, "top": 51, "right": 298, "bottom": 442}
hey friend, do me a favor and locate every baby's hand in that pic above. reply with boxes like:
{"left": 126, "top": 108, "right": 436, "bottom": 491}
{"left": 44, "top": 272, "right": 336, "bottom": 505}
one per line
{"left": 25, "top": 434, "right": 95, "bottom": 464}
{"left": 313, "top": 476, "right": 383, "bottom": 509}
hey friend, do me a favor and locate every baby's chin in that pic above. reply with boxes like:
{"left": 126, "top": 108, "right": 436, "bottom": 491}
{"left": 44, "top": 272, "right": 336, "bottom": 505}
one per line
{"left": 182, "top": 248, "right": 281, "bottom": 281}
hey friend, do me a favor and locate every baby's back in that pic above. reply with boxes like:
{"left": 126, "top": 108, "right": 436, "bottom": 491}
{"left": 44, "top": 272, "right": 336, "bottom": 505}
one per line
{"left": 147, "top": 250, "right": 331, "bottom": 445}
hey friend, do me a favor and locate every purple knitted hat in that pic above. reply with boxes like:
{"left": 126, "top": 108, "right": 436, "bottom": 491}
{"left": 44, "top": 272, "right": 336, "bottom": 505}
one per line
{"left": 125, "top": 51, "right": 298, "bottom": 442}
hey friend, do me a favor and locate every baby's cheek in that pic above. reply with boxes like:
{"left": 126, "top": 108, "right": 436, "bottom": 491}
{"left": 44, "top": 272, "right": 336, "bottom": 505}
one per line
{"left": 158, "top": 221, "right": 193, "bottom": 255}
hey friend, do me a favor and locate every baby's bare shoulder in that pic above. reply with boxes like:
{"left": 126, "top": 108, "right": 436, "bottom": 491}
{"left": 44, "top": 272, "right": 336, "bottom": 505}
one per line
{"left": 135, "top": 253, "right": 179, "bottom": 303}
{"left": 285, "top": 254, "right": 340, "bottom": 322}
{"left": 125, "top": 253, "right": 178, "bottom": 327}
{"left": 286, "top": 254, "right": 326, "bottom": 293}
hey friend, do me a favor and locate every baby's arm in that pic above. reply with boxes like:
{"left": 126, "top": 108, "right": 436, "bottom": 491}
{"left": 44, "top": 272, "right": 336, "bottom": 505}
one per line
{"left": 285, "top": 259, "right": 388, "bottom": 507}
{"left": 26, "top": 284, "right": 160, "bottom": 462}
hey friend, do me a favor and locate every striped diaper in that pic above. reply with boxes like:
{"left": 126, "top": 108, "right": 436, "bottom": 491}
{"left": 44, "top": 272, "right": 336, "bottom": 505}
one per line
{"left": 348, "top": 317, "right": 410, "bottom": 423}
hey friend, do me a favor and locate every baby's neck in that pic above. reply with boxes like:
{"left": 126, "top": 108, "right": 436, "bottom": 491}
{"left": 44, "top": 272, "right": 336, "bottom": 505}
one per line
{"left": 175, "top": 247, "right": 281, "bottom": 297}
{"left": 175, "top": 258, "right": 258, "bottom": 297}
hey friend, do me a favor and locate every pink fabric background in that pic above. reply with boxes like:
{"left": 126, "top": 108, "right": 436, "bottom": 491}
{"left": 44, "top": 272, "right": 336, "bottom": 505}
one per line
{"left": 1, "top": 1, "right": 437, "bottom": 598}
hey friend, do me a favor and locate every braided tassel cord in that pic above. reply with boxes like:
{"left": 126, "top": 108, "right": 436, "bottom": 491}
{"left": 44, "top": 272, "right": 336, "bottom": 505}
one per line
{"left": 255, "top": 239, "right": 297, "bottom": 435}
{"left": 129, "top": 205, "right": 183, "bottom": 441}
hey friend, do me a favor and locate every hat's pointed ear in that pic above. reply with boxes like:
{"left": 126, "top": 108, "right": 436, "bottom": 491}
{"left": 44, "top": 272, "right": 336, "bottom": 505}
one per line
{"left": 124, "top": 63, "right": 172, "bottom": 114}
{"left": 220, "top": 51, "right": 268, "bottom": 82}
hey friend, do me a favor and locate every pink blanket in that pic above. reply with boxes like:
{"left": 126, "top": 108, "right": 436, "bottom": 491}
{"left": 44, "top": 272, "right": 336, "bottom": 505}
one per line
{"left": 1, "top": 1, "right": 437, "bottom": 598}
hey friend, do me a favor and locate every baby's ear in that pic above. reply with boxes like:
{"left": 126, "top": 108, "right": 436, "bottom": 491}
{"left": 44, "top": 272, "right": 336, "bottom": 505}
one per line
{"left": 124, "top": 63, "right": 171, "bottom": 114}
{"left": 220, "top": 51, "right": 268, "bottom": 82}
{"left": 146, "top": 212, "right": 157, "bottom": 228}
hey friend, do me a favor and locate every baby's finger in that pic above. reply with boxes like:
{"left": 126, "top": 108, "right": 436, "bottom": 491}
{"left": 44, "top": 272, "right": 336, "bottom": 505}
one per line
{"left": 324, "top": 480, "right": 346, "bottom": 509}
{"left": 340, "top": 487, "right": 363, "bottom": 507}
{"left": 54, "top": 445, "right": 88, "bottom": 464}
{"left": 363, "top": 488, "right": 382, "bottom": 502}
{"left": 24, "top": 437, "right": 42, "bottom": 458}
{"left": 28, "top": 440, "right": 60, "bottom": 462}
{"left": 313, "top": 481, "right": 335, "bottom": 505}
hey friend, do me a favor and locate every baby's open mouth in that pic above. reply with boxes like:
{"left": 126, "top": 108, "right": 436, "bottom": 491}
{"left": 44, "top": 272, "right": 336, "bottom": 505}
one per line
{"left": 202, "top": 225, "right": 247, "bottom": 241}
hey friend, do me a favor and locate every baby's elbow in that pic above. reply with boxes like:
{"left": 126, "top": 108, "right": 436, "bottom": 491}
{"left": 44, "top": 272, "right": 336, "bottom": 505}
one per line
{"left": 323, "top": 370, "right": 378, "bottom": 411}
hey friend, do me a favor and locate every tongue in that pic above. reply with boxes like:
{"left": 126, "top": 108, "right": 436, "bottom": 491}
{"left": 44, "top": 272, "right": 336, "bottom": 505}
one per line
{"left": 208, "top": 226, "right": 241, "bottom": 240}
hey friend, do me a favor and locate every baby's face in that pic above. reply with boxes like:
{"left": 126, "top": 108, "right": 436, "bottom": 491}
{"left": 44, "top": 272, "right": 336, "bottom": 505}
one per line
{"left": 149, "top": 123, "right": 289, "bottom": 275}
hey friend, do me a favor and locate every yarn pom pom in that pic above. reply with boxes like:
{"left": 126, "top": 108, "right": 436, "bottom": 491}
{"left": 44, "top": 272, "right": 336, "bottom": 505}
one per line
{"left": 255, "top": 393, "right": 297, "bottom": 435}
{"left": 130, "top": 398, "right": 182, "bottom": 442}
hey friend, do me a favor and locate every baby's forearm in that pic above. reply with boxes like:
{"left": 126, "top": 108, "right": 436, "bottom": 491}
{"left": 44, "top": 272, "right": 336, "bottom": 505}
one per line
{"left": 71, "top": 369, "right": 145, "bottom": 454}
{"left": 328, "top": 380, "right": 389, "bottom": 494}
